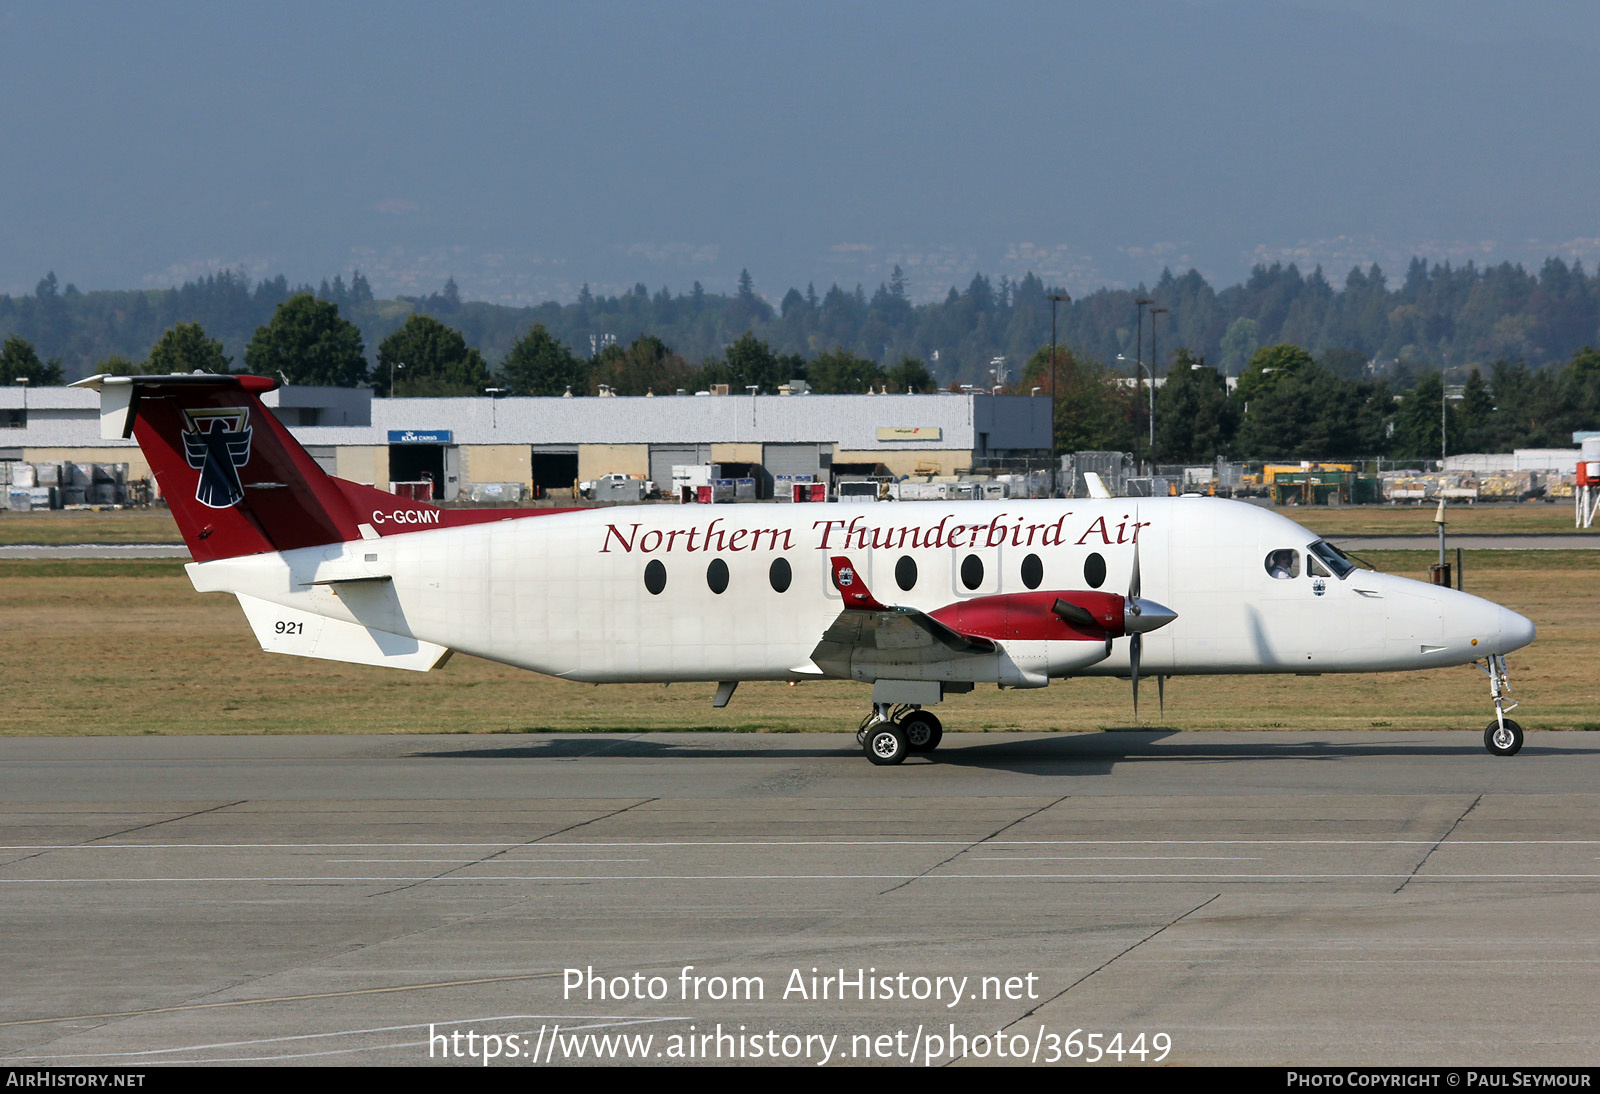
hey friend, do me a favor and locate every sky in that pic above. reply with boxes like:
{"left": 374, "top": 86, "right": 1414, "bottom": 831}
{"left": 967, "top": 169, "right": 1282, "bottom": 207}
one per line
{"left": 1, "top": 0, "right": 1597, "bottom": 304}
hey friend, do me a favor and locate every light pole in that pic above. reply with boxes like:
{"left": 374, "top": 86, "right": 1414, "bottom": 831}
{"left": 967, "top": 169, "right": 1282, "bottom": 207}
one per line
{"left": 1148, "top": 306, "right": 1168, "bottom": 468}
{"left": 389, "top": 359, "right": 404, "bottom": 398}
{"left": 1131, "top": 297, "right": 1153, "bottom": 472}
{"left": 1118, "top": 353, "right": 1154, "bottom": 475}
{"left": 485, "top": 386, "right": 506, "bottom": 429}
{"left": 1048, "top": 292, "right": 1071, "bottom": 497}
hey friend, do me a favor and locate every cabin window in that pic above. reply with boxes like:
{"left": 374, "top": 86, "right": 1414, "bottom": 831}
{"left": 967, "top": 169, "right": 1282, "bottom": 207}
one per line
{"left": 769, "top": 557, "right": 792, "bottom": 593}
{"left": 644, "top": 559, "right": 667, "bottom": 595}
{"left": 1021, "top": 553, "right": 1043, "bottom": 590}
{"left": 1265, "top": 549, "right": 1300, "bottom": 579}
{"left": 960, "top": 553, "right": 984, "bottom": 591}
{"left": 1084, "top": 552, "right": 1106, "bottom": 588}
{"left": 706, "top": 558, "right": 729, "bottom": 594}
{"left": 895, "top": 555, "right": 917, "bottom": 591}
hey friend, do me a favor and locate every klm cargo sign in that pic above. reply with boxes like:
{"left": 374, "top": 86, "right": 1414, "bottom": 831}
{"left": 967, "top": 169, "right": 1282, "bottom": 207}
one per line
{"left": 388, "top": 430, "right": 453, "bottom": 444}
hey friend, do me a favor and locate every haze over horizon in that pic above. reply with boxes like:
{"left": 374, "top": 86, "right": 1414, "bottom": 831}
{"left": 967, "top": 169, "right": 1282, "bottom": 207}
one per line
{"left": 3, "top": 0, "right": 1597, "bottom": 306}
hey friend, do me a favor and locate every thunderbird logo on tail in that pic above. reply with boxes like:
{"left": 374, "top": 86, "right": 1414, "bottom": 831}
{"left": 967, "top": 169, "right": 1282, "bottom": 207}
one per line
{"left": 181, "top": 407, "right": 253, "bottom": 508}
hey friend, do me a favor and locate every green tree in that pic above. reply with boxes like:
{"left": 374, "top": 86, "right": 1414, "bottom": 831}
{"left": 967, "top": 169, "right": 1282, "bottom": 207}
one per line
{"left": 1388, "top": 371, "right": 1447, "bottom": 459}
{"left": 1559, "top": 346, "right": 1600, "bottom": 435}
{"left": 587, "top": 335, "right": 694, "bottom": 395}
{"left": 374, "top": 314, "right": 489, "bottom": 397}
{"left": 806, "top": 347, "right": 886, "bottom": 393}
{"left": 1233, "top": 363, "right": 1389, "bottom": 459}
{"left": 696, "top": 332, "right": 788, "bottom": 394}
{"left": 244, "top": 294, "right": 367, "bottom": 387}
{"left": 1019, "top": 345, "right": 1132, "bottom": 452}
{"left": 499, "top": 324, "right": 585, "bottom": 396}
{"left": 1218, "top": 316, "right": 1260, "bottom": 376}
{"left": 93, "top": 355, "right": 143, "bottom": 377}
{"left": 1153, "top": 351, "right": 1237, "bottom": 462}
{"left": 0, "top": 335, "right": 64, "bottom": 385}
{"left": 1487, "top": 359, "right": 1567, "bottom": 448}
{"left": 1451, "top": 369, "right": 1497, "bottom": 454}
{"left": 148, "top": 322, "right": 230, "bottom": 374}
{"left": 886, "top": 355, "right": 937, "bottom": 393}
{"left": 1234, "top": 343, "right": 1315, "bottom": 405}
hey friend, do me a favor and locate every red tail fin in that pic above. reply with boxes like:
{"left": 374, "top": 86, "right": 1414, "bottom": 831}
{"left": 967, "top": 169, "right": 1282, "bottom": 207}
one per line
{"left": 76, "top": 374, "right": 530, "bottom": 562}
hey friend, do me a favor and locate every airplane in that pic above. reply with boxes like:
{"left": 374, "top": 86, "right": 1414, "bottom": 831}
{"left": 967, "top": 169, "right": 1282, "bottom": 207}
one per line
{"left": 74, "top": 372, "right": 1537, "bottom": 766}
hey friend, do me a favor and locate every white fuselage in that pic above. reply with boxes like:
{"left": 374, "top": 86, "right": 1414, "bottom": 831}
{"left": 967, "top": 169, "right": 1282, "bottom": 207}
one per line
{"left": 187, "top": 496, "right": 1534, "bottom": 685}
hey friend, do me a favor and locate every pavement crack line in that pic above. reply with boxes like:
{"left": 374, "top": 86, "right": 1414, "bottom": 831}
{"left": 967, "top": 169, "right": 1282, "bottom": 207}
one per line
{"left": 1394, "top": 793, "right": 1483, "bottom": 894}
{"left": 369, "top": 798, "right": 659, "bottom": 897}
{"left": 0, "top": 801, "right": 245, "bottom": 870}
{"left": 878, "top": 795, "right": 1070, "bottom": 896}
{"left": 983, "top": 891, "right": 1221, "bottom": 1047}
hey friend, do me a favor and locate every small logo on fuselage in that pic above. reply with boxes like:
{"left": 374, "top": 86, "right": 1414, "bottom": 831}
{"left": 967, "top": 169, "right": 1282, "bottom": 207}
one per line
{"left": 1312, "top": 578, "right": 1327, "bottom": 597}
{"left": 181, "top": 407, "right": 253, "bottom": 509}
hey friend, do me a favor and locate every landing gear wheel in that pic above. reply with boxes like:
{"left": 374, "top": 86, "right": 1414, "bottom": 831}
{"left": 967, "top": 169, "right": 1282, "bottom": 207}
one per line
{"left": 1484, "top": 719, "right": 1523, "bottom": 757}
{"left": 900, "top": 711, "right": 943, "bottom": 753}
{"left": 865, "top": 723, "right": 909, "bottom": 766}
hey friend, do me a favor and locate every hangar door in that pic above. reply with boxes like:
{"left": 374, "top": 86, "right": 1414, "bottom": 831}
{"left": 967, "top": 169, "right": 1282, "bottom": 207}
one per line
{"left": 530, "top": 446, "right": 579, "bottom": 499}
{"left": 649, "top": 444, "right": 713, "bottom": 490}
{"left": 764, "top": 442, "right": 831, "bottom": 495}
{"left": 389, "top": 444, "right": 461, "bottom": 501}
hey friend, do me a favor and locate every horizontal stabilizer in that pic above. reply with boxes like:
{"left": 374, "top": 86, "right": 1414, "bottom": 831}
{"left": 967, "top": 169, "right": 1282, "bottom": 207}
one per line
{"left": 235, "top": 594, "right": 451, "bottom": 672}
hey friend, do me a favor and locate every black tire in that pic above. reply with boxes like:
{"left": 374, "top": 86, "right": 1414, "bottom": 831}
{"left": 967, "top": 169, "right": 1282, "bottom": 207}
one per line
{"left": 1484, "top": 719, "right": 1523, "bottom": 757}
{"left": 900, "top": 711, "right": 944, "bottom": 753}
{"left": 865, "top": 723, "right": 909, "bottom": 766}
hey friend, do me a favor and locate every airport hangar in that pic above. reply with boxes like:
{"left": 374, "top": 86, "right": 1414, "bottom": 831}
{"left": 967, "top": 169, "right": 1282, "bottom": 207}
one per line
{"left": 0, "top": 384, "right": 1051, "bottom": 500}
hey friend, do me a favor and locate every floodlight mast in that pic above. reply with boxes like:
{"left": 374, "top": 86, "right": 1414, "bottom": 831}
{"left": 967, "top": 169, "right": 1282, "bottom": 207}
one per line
{"left": 1048, "top": 292, "right": 1071, "bottom": 497}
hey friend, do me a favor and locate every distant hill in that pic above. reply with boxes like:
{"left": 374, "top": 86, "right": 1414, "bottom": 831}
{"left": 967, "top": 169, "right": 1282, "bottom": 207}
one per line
{"left": 4, "top": 256, "right": 1595, "bottom": 387}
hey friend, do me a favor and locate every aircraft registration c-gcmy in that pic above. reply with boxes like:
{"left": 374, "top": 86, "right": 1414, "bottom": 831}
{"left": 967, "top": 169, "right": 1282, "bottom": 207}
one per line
{"left": 75, "top": 373, "right": 1537, "bottom": 766}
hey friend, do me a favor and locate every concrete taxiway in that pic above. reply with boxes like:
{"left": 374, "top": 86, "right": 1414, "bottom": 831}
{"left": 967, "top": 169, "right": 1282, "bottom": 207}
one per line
{"left": 2, "top": 730, "right": 1598, "bottom": 1067}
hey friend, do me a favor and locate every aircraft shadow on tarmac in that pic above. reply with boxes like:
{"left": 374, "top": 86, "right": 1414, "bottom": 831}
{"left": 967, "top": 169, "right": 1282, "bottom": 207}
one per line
{"left": 408, "top": 730, "right": 1580, "bottom": 776}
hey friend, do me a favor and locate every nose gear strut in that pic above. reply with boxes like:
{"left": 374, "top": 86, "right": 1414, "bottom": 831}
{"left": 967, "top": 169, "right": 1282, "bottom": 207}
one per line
{"left": 1477, "top": 654, "right": 1523, "bottom": 756}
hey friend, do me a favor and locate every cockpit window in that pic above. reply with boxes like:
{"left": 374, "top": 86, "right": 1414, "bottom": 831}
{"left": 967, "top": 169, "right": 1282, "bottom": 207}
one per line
{"left": 1307, "top": 539, "right": 1356, "bottom": 579}
{"left": 1308, "top": 554, "right": 1331, "bottom": 578}
{"left": 1265, "top": 549, "right": 1300, "bottom": 579}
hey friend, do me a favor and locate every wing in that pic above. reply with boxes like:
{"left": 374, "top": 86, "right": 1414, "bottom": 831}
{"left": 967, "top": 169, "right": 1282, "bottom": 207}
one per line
{"left": 810, "top": 555, "right": 996, "bottom": 676}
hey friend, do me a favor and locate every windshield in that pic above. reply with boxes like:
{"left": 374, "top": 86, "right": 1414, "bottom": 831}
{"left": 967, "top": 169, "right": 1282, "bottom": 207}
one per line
{"left": 1307, "top": 539, "right": 1357, "bottom": 580}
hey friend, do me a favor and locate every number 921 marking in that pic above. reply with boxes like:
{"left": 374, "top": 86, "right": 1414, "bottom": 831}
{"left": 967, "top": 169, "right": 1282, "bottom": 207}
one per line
{"left": 274, "top": 621, "right": 304, "bottom": 635}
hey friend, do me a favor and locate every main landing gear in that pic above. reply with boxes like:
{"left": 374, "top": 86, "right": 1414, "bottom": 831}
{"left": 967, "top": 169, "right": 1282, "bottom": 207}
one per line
{"left": 857, "top": 704, "right": 943, "bottom": 766}
{"left": 1477, "top": 654, "right": 1523, "bottom": 757}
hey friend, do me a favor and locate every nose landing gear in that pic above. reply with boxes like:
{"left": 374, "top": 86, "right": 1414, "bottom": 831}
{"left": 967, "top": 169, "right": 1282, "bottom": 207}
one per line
{"left": 1477, "top": 654, "right": 1523, "bottom": 756}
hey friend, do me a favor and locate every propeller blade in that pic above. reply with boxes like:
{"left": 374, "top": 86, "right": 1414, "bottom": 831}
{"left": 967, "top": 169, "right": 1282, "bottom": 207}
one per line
{"left": 1158, "top": 674, "right": 1165, "bottom": 714}
{"left": 1130, "top": 631, "right": 1141, "bottom": 717}
{"left": 1129, "top": 529, "right": 1142, "bottom": 602}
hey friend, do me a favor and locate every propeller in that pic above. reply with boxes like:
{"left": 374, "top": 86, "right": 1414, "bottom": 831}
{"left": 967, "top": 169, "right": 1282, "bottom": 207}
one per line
{"left": 1120, "top": 521, "right": 1179, "bottom": 717}
{"left": 1129, "top": 536, "right": 1143, "bottom": 715}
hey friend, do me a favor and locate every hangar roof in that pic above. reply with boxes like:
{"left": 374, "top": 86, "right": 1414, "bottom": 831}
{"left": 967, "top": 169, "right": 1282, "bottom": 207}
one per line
{"left": 0, "top": 386, "right": 1050, "bottom": 453}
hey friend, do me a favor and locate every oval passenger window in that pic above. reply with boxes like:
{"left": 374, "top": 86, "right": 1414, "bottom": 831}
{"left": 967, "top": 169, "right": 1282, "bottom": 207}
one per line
{"left": 769, "top": 557, "right": 792, "bottom": 593}
{"left": 644, "top": 559, "right": 667, "bottom": 595}
{"left": 1021, "top": 553, "right": 1043, "bottom": 589}
{"left": 706, "top": 558, "right": 729, "bottom": 594}
{"left": 896, "top": 555, "right": 918, "bottom": 591}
